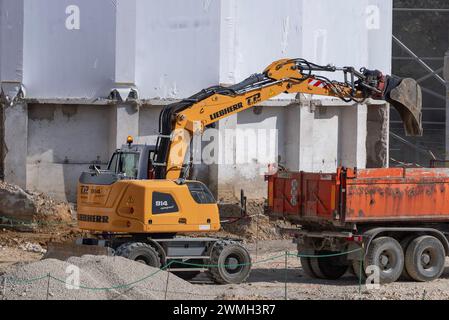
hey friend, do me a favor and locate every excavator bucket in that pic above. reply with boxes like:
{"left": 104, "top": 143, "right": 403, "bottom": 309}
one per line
{"left": 384, "top": 77, "right": 423, "bottom": 136}
{"left": 43, "top": 242, "right": 113, "bottom": 261}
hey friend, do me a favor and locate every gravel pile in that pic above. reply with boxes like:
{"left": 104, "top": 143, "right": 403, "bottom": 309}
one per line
{"left": 0, "top": 255, "right": 214, "bottom": 300}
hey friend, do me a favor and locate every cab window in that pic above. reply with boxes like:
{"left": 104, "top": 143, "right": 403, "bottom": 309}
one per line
{"left": 108, "top": 152, "right": 140, "bottom": 178}
{"left": 187, "top": 182, "right": 216, "bottom": 204}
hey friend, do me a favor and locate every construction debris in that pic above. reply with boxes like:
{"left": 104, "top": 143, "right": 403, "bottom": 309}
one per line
{"left": 0, "top": 181, "right": 72, "bottom": 232}
{"left": 218, "top": 197, "right": 294, "bottom": 241}
{"left": 18, "top": 242, "right": 47, "bottom": 254}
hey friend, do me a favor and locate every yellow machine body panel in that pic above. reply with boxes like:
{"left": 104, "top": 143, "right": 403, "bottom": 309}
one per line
{"left": 77, "top": 179, "right": 220, "bottom": 234}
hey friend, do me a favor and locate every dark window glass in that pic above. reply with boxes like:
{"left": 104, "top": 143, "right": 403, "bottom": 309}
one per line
{"left": 108, "top": 152, "right": 140, "bottom": 178}
{"left": 152, "top": 192, "right": 179, "bottom": 214}
{"left": 186, "top": 182, "right": 216, "bottom": 204}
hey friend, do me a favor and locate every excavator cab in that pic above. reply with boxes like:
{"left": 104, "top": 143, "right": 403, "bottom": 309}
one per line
{"left": 91, "top": 143, "right": 158, "bottom": 181}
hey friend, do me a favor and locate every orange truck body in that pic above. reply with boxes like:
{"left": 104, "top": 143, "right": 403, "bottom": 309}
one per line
{"left": 266, "top": 167, "right": 449, "bottom": 225}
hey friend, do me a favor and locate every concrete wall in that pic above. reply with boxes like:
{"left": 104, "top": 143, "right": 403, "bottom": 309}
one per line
{"left": 3, "top": 102, "right": 27, "bottom": 188}
{"left": 26, "top": 104, "right": 112, "bottom": 200}
{"left": 0, "top": 0, "right": 394, "bottom": 202}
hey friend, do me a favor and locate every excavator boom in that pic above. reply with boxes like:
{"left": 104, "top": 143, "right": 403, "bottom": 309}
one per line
{"left": 155, "top": 58, "right": 423, "bottom": 180}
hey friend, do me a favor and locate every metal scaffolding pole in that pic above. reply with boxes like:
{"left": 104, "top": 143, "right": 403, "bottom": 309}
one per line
{"left": 445, "top": 50, "right": 449, "bottom": 160}
{"left": 394, "top": 8, "right": 449, "bottom": 13}
{"left": 393, "top": 35, "right": 446, "bottom": 85}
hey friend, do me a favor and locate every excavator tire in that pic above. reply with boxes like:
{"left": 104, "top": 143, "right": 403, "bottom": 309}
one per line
{"left": 115, "top": 242, "right": 162, "bottom": 268}
{"left": 207, "top": 240, "right": 251, "bottom": 284}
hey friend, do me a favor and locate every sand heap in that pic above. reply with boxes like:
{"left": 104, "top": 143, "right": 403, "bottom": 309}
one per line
{"left": 0, "top": 255, "right": 214, "bottom": 300}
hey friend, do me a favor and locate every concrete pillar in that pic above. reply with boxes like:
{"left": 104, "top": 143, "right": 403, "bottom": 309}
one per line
{"left": 284, "top": 100, "right": 369, "bottom": 172}
{"left": 339, "top": 104, "right": 368, "bottom": 168}
{"left": 208, "top": 115, "right": 237, "bottom": 200}
{"left": 3, "top": 102, "right": 28, "bottom": 188}
{"left": 445, "top": 50, "right": 449, "bottom": 160}
{"left": 366, "top": 103, "right": 389, "bottom": 168}
{"left": 284, "top": 102, "right": 314, "bottom": 171}
{"left": 109, "top": 103, "right": 139, "bottom": 155}
{"left": 0, "top": 103, "right": 4, "bottom": 179}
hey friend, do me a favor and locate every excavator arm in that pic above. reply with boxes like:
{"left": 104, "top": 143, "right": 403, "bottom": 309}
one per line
{"left": 154, "top": 58, "right": 423, "bottom": 180}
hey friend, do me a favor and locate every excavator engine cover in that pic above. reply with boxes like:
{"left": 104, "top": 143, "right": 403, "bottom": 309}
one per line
{"left": 384, "top": 77, "right": 423, "bottom": 136}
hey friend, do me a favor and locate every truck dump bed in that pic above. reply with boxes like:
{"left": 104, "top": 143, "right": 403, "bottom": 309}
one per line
{"left": 266, "top": 167, "right": 449, "bottom": 225}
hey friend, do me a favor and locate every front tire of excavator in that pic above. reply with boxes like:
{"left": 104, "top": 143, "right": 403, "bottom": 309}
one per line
{"left": 115, "top": 242, "right": 162, "bottom": 268}
{"left": 208, "top": 241, "right": 251, "bottom": 284}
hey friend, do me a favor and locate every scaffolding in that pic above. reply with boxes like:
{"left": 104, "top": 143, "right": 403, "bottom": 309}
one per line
{"left": 390, "top": 3, "right": 449, "bottom": 165}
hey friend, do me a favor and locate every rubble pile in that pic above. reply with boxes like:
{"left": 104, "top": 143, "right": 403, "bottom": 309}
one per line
{"left": 0, "top": 181, "right": 72, "bottom": 231}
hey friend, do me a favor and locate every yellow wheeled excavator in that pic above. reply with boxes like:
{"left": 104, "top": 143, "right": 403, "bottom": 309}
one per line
{"left": 47, "top": 58, "right": 422, "bottom": 284}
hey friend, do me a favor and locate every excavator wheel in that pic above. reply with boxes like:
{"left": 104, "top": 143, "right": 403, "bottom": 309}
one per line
{"left": 207, "top": 240, "right": 251, "bottom": 284}
{"left": 115, "top": 242, "right": 162, "bottom": 268}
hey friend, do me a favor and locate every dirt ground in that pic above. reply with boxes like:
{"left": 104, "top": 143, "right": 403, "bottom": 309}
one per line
{"left": 2, "top": 238, "right": 449, "bottom": 300}
{"left": 1, "top": 184, "right": 449, "bottom": 300}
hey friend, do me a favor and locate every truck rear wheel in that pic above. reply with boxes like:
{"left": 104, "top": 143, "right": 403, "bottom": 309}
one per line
{"left": 300, "top": 257, "right": 318, "bottom": 278}
{"left": 208, "top": 241, "right": 251, "bottom": 284}
{"left": 352, "top": 259, "right": 366, "bottom": 281}
{"left": 365, "top": 237, "right": 404, "bottom": 283}
{"left": 115, "top": 242, "right": 162, "bottom": 268}
{"left": 405, "top": 236, "right": 445, "bottom": 282}
{"left": 400, "top": 236, "right": 415, "bottom": 281}
{"left": 309, "top": 251, "right": 348, "bottom": 280}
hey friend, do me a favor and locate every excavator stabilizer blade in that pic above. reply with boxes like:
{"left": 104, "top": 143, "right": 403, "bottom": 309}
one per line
{"left": 43, "top": 242, "right": 113, "bottom": 261}
{"left": 385, "top": 77, "right": 423, "bottom": 136}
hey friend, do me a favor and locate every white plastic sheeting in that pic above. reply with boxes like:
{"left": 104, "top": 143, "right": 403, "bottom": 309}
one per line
{"left": 0, "top": 0, "right": 392, "bottom": 100}
{"left": 22, "top": 0, "right": 116, "bottom": 99}
{"left": 135, "top": 0, "right": 221, "bottom": 99}
{"left": 0, "top": 0, "right": 24, "bottom": 99}
{"left": 219, "top": 0, "right": 303, "bottom": 85}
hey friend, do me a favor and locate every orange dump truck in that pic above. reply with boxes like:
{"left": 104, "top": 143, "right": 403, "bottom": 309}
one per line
{"left": 265, "top": 167, "right": 449, "bottom": 283}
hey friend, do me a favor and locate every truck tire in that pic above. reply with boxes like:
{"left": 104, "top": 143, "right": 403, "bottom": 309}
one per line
{"left": 400, "top": 236, "right": 415, "bottom": 281}
{"left": 365, "top": 237, "right": 404, "bottom": 284}
{"left": 208, "top": 241, "right": 251, "bottom": 284}
{"left": 352, "top": 259, "right": 366, "bottom": 281}
{"left": 309, "top": 251, "right": 348, "bottom": 280}
{"left": 405, "top": 235, "right": 445, "bottom": 282}
{"left": 309, "top": 257, "right": 325, "bottom": 279}
{"left": 300, "top": 257, "right": 318, "bottom": 278}
{"left": 115, "top": 242, "right": 161, "bottom": 268}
